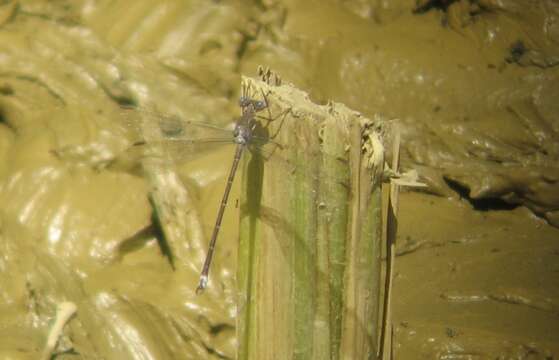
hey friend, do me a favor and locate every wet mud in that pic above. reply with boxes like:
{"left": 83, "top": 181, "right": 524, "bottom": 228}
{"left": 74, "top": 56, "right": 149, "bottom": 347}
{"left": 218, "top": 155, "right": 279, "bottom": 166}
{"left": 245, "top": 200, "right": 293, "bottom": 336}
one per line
{"left": 0, "top": 0, "right": 557, "bottom": 358}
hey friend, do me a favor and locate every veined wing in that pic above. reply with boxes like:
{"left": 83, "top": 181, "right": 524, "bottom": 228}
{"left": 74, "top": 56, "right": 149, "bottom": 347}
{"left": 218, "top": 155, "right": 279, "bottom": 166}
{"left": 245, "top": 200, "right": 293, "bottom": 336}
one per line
{"left": 116, "top": 106, "right": 238, "bottom": 164}
{"left": 117, "top": 105, "right": 234, "bottom": 142}
{"left": 116, "top": 105, "right": 353, "bottom": 192}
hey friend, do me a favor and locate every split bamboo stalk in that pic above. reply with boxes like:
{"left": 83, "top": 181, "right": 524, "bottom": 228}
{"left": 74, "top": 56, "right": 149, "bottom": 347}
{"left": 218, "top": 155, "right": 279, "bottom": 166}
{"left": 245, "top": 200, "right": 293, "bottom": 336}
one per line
{"left": 237, "top": 75, "right": 388, "bottom": 360}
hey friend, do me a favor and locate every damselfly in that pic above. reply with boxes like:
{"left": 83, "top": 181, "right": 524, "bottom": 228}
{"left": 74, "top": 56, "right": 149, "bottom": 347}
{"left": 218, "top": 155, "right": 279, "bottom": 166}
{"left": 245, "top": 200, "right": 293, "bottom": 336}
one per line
{"left": 117, "top": 84, "right": 350, "bottom": 293}
{"left": 119, "top": 85, "right": 284, "bottom": 293}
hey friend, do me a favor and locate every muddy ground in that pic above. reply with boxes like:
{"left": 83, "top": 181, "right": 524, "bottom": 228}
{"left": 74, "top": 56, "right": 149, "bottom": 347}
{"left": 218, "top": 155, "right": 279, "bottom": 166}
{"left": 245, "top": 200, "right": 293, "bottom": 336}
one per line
{"left": 0, "top": 0, "right": 557, "bottom": 359}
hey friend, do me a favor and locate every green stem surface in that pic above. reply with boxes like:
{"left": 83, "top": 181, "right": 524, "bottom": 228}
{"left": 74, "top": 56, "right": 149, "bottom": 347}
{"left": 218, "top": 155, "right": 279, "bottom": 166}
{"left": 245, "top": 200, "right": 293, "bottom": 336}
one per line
{"left": 238, "top": 77, "right": 386, "bottom": 360}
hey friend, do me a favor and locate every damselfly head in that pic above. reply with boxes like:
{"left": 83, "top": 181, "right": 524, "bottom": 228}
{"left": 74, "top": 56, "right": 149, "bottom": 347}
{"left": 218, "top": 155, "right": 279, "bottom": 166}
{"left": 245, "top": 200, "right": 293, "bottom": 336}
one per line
{"left": 239, "top": 96, "right": 267, "bottom": 112}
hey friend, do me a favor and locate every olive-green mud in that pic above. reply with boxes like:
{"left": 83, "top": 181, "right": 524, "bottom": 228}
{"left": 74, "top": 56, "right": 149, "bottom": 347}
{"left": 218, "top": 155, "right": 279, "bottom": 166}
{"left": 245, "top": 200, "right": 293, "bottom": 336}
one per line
{"left": 0, "top": 0, "right": 557, "bottom": 359}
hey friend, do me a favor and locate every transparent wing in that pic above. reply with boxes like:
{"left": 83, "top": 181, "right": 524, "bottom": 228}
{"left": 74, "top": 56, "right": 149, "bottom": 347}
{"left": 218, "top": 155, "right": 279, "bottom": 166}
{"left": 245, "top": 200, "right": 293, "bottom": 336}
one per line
{"left": 115, "top": 106, "right": 237, "bottom": 165}
{"left": 115, "top": 105, "right": 352, "bottom": 190}
{"left": 117, "top": 106, "right": 234, "bottom": 143}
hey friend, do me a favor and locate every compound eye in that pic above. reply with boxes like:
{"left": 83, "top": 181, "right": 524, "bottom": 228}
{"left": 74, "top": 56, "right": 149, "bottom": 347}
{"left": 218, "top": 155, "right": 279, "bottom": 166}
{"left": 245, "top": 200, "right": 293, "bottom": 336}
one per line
{"left": 254, "top": 100, "right": 266, "bottom": 110}
{"left": 238, "top": 96, "right": 248, "bottom": 107}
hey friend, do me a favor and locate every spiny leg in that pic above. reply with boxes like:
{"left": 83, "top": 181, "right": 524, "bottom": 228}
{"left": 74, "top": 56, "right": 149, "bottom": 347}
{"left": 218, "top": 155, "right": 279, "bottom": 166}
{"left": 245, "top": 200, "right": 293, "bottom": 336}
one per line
{"left": 253, "top": 88, "right": 292, "bottom": 131}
